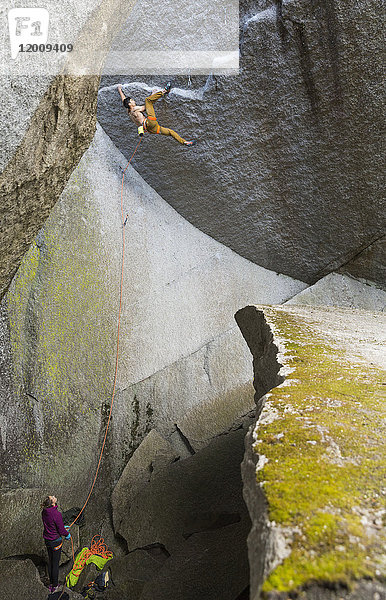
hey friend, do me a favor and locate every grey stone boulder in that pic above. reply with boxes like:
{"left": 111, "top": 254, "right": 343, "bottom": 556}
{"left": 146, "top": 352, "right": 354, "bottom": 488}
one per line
{"left": 104, "top": 550, "right": 164, "bottom": 599}
{"left": 98, "top": 0, "right": 385, "bottom": 284}
{"left": 0, "top": 559, "right": 47, "bottom": 600}
{"left": 113, "top": 426, "right": 250, "bottom": 556}
{"left": 111, "top": 429, "right": 179, "bottom": 536}
{"left": 0, "top": 558, "right": 84, "bottom": 600}
{"left": 175, "top": 378, "right": 255, "bottom": 452}
{"left": 139, "top": 520, "right": 251, "bottom": 600}
{"left": 264, "top": 581, "right": 386, "bottom": 600}
{"left": 112, "top": 428, "right": 251, "bottom": 599}
{"left": 0, "top": 0, "right": 139, "bottom": 299}
{"left": 285, "top": 273, "right": 386, "bottom": 311}
{"left": 237, "top": 305, "right": 385, "bottom": 598}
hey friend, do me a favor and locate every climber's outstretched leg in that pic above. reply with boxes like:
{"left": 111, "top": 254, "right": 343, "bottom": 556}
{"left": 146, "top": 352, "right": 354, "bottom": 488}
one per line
{"left": 145, "top": 90, "right": 164, "bottom": 119}
{"left": 144, "top": 85, "right": 196, "bottom": 146}
{"left": 158, "top": 126, "right": 186, "bottom": 145}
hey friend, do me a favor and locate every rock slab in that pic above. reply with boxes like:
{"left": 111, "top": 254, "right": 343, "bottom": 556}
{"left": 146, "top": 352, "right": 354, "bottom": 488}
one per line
{"left": 237, "top": 305, "right": 386, "bottom": 598}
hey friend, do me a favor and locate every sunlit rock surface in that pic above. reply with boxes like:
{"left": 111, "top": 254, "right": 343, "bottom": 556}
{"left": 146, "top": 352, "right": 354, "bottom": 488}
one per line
{"left": 286, "top": 273, "right": 386, "bottom": 311}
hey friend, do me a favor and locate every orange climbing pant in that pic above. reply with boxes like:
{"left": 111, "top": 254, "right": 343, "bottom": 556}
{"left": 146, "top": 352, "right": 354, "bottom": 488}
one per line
{"left": 144, "top": 91, "right": 186, "bottom": 144}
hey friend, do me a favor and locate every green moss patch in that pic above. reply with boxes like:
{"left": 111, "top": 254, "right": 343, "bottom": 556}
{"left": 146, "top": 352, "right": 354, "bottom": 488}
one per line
{"left": 255, "top": 308, "right": 385, "bottom": 594}
{"left": 6, "top": 159, "right": 116, "bottom": 481}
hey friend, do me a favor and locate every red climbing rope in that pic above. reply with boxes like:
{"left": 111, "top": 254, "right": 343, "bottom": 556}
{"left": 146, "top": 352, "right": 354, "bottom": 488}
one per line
{"left": 69, "top": 138, "right": 142, "bottom": 529}
{"left": 57, "top": 136, "right": 141, "bottom": 599}
{"left": 77, "top": 535, "right": 113, "bottom": 566}
{"left": 57, "top": 139, "right": 142, "bottom": 600}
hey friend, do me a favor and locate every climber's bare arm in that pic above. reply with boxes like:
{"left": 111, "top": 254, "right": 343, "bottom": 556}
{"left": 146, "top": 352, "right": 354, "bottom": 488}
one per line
{"left": 117, "top": 86, "right": 145, "bottom": 111}
{"left": 117, "top": 85, "right": 126, "bottom": 103}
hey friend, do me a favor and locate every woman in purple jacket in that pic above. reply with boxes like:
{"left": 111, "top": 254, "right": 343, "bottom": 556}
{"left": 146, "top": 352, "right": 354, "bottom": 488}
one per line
{"left": 41, "top": 495, "right": 71, "bottom": 593}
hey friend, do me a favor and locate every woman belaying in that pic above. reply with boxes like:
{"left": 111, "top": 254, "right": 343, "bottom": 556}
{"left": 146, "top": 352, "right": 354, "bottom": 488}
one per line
{"left": 41, "top": 495, "right": 71, "bottom": 594}
{"left": 117, "top": 82, "right": 197, "bottom": 146}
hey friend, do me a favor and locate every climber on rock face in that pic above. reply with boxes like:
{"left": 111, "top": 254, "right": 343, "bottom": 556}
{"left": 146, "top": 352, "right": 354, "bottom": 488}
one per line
{"left": 117, "top": 83, "right": 197, "bottom": 146}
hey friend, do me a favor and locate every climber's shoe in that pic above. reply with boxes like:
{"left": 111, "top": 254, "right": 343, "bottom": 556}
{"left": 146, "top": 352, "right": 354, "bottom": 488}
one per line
{"left": 163, "top": 81, "right": 172, "bottom": 95}
{"left": 184, "top": 140, "right": 197, "bottom": 146}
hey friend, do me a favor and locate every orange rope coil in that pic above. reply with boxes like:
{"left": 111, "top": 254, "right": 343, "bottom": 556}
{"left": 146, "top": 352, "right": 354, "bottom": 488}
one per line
{"left": 72, "top": 535, "right": 113, "bottom": 572}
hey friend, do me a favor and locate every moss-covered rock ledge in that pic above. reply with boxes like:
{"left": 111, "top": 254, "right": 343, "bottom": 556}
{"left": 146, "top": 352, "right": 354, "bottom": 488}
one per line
{"left": 236, "top": 305, "right": 385, "bottom": 600}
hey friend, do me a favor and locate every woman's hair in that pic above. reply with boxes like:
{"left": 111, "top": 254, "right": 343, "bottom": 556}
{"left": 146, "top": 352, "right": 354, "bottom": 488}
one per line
{"left": 41, "top": 496, "right": 53, "bottom": 509}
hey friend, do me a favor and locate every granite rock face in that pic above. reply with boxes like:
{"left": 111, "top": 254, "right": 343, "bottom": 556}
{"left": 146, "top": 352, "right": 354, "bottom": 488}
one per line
{"left": 104, "top": 550, "right": 164, "bottom": 600}
{"left": 139, "top": 522, "right": 251, "bottom": 600}
{"left": 0, "top": 488, "right": 79, "bottom": 560}
{"left": 98, "top": 0, "right": 384, "bottom": 284}
{"left": 111, "top": 427, "right": 252, "bottom": 600}
{"left": 237, "top": 305, "right": 386, "bottom": 599}
{"left": 339, "top": 235, "right": 386, "bottom": 290}
{"left": 0, "top": 125, "right": 304, "bottom": 559}
{"left": 0, "top": 0, "right": 138, "bottom": 299}
{"left": 1, "top": 1, "right": 383, "bottom": 595}
{"left": 111, "top": 429, "right": 179, "bottom": 536}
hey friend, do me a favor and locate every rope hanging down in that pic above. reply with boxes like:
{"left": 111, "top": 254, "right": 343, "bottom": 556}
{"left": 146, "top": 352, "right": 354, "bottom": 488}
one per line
{"left": 58, "top": 139, "right": 142, "bottom": 600}
{"left": 69, "top": 138, "right": 142, "bottom": 530}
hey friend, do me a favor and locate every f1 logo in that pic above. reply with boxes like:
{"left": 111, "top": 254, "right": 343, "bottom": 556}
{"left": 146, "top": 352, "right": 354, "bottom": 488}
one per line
{"left": 8, "top": 8, "right": 49, "bottom": 59}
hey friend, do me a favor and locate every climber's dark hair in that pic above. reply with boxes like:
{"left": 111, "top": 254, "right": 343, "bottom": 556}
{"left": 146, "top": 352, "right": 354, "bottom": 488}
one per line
{"left": 123, "top": 97, "right": 132, "bottom": 109}
{"left": 41, "top": 496, "right": 53, "bottom": 509}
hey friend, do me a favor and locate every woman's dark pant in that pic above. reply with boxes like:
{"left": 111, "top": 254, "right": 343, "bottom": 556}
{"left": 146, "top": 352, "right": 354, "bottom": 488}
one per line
{"left": 45, "top": 538, "right": 62, "bottom": 587}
